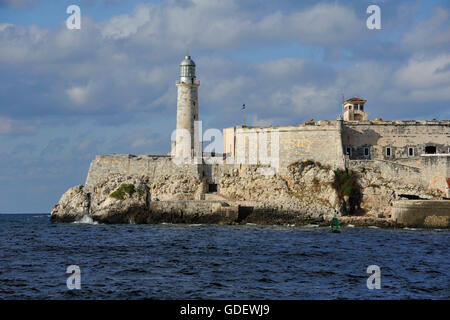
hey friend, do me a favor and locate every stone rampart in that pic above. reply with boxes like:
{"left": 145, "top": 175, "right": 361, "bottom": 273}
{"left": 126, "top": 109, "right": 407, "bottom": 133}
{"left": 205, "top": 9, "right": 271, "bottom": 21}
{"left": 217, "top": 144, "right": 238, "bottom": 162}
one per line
{"left": 420, "top": 154, "right": 450, "bottom": 194}
{"left": 342, "top": 120, "right": 450, "bottom": 162}
{"left": 391, "top": 200, "right": 450, "bottom": 227}
{"left": 85, "top": 154, "right": 202, "bottom": 191}
{"left": 226, "top": 122, "right": 345, "bottom": 174}
{"left": 347, "top": 159, "right": 422, "bottom": 186}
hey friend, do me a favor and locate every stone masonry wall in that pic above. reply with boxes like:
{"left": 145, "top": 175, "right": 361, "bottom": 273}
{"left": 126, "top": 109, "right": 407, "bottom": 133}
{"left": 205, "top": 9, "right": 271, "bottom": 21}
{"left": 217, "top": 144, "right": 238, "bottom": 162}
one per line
{"left": 420, "top": 154, "right": 450, "bottom": 194}
{"left": 342, "top": 120, "right": 450, "bottom": 165}
{"left": 85, "top": 154, "right": 202, "bottom": 195}
{"left": 347, "top": 159, "right": 422, "bottom": 186}
{"left": 226, "top": 121, "right": 345, "bottom": 174}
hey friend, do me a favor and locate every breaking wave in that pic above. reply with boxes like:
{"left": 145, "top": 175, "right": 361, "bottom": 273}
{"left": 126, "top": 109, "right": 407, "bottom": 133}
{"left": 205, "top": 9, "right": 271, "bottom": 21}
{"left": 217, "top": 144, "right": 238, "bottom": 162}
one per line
{"left": 73, "top": 215, "right": 98, "bottom": 225}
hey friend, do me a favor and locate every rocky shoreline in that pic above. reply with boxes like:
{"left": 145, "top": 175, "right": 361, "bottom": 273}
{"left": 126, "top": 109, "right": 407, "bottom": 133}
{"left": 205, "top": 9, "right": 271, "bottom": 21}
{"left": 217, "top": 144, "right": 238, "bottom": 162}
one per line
{"left": 51, "top": 160, "right": 448, "bottom": 228}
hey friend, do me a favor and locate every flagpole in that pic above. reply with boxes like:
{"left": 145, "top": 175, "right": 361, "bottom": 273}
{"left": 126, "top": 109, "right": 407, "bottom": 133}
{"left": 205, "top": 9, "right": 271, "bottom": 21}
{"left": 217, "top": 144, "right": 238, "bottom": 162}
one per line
{"left": 242, "top": 103, "right": 246, "bottom": 127}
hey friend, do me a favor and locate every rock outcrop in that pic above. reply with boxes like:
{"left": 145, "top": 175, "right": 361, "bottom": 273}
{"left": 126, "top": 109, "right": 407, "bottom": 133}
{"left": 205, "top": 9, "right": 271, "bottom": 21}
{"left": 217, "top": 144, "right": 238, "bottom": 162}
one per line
{"left": 51, "top": 175, "right": 151, "bottom": 224}
{"left": 51, "top": 160, "right": 446, "bottom": 226}
{"left": 51, "top": 185, "right": 90, "bottom": 223}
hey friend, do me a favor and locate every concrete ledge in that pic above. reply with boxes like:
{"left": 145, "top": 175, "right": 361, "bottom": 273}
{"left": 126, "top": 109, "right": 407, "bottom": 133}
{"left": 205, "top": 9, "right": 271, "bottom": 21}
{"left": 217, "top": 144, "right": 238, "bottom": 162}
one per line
{"left": 391, "top": 200, "right": 450, "bottom": 227}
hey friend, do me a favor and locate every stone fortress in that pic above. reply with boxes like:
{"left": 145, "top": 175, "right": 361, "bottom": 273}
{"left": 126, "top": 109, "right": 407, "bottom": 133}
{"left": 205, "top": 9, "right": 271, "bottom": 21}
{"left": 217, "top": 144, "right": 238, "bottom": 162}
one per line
{"left": 52, "top": 56, "right": 450, "bottom": 227}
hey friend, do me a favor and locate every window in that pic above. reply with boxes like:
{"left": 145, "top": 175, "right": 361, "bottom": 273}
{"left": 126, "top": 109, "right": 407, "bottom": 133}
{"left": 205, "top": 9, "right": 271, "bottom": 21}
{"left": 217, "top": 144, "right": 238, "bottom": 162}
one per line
{"left": 349, "top": 105, "right": 352, "bottom": 110}
{"left": 364, "top": 147, "right": 370, "bottom": 156}
{"left": 408, "top": 147, "right": 414, "bottom": 157}
{"left": 386, "top": 147, "right": 391, "bottom": 157}
{"left": 346, "top": 147, "right": 351, "bottom": 156}
{"left": 425, "top": 146, "right": 436, "bottom": 154}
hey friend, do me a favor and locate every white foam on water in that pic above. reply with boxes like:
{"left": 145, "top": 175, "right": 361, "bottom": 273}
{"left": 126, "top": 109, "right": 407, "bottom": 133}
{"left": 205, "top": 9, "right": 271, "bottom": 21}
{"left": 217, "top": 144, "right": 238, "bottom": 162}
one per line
{"left": 246, "top": 223, "right": 257, "bottom": 226}
{"left": 346, "top": 224, "right": 355, "bottom": 228}
{"left": 188, "top": 224, "right": 203, "bottom": 227}
{"left": 303, "top": 224, "right": 319, "bottom": 228}
{"left": 403, "top": 227, "right": 417, "bottom": 231}
{"left": 73, "top": 215, "right": 98, "bottom": 225}
{"left": 368, "top": 226, "right": 379, "bottom": 229}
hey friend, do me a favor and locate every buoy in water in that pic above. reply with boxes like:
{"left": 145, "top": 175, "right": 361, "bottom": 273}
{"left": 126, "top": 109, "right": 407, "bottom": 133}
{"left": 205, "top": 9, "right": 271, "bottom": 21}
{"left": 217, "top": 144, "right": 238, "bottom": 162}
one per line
{"left": 329, "top": 216, "right": 341, "bottom": 233}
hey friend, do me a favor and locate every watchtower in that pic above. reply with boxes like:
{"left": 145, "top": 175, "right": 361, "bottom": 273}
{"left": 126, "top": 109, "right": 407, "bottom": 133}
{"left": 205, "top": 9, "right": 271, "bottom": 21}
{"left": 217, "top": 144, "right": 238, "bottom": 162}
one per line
{"left": 343, "top": 97, "right": 368, "bottom": 121}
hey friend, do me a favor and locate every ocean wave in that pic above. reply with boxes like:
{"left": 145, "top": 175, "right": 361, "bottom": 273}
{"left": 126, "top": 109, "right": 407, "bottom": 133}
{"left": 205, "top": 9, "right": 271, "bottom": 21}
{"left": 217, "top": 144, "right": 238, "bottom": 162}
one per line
{"left": 73, "top": 215, "right": 98, "bottom": 225}
{"left": 303, "top": 224, "right": 319, "bottom": 228}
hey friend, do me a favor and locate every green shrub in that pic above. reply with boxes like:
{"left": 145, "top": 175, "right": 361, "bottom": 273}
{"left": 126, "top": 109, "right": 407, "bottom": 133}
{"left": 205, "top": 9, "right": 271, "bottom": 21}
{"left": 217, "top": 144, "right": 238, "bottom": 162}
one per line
{"left": 110, "top": 183, "right": 135, "bottom": 200}
{"left": 332, "top": 169, "right": 362, "bottom": 215}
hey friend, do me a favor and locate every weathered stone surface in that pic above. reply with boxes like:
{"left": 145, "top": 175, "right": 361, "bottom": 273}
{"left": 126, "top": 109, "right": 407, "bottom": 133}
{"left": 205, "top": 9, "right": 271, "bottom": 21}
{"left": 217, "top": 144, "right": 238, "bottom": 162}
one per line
{"left": 424, "top": 215, "right": 450, "bottom": 228}
{"left": 51, "top": 185, "right": 90, "bottom": 223}
{"left": 392, "top": 200, "right": 450, "bottom": 227}
{"left": 89, "top": 175, "right": 150, "bottom": 224}
{"left": 51, "top": 157, "right": 448, "bottom": 227}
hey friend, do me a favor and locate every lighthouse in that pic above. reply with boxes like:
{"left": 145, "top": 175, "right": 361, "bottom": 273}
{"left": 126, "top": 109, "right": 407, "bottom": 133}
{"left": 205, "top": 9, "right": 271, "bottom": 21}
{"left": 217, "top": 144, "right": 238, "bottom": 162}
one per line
{"left": 174, "top": 56, "right": 200, "bottom": 160}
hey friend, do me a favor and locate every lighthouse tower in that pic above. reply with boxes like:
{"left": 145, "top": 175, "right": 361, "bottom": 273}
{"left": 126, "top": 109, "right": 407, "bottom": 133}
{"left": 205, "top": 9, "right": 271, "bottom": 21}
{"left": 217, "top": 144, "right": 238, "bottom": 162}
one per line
{"left": 174, "top": 56, "right": 200, "bottom": 159}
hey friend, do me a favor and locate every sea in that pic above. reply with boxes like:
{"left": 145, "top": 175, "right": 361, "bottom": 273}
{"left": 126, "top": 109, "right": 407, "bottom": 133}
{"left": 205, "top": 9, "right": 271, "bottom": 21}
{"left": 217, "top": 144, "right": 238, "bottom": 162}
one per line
{"left": 0, "top": 214, "right": 448, "bottom": 299}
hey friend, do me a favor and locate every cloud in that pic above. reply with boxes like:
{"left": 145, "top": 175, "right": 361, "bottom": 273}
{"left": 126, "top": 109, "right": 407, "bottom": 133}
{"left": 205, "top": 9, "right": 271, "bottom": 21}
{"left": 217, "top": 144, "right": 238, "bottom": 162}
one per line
{"left": 66, "top": 81, "right": 96, "bottom": 107}
{"left": 1, "top": 0, "right": 450, "bottom": 213}
{"left": 0, "top": 23, "right": 13, "bottom": 31}
{"left": 401, "top": 7, "right": 450, "bottom": 52}
{"left": 0, "top": 117, "right": 35, "bottom": 135}
{"left": 0, "top": 117, "right": 13, "bottom": 134}
{"left": 392, "top": 54, "right": 450, "bottom": 101}
{"left": 0, "top": 0, "right": 34, "bottom": 9}
{"left": 100, "top": 1, "right": 364, "bottom": 49}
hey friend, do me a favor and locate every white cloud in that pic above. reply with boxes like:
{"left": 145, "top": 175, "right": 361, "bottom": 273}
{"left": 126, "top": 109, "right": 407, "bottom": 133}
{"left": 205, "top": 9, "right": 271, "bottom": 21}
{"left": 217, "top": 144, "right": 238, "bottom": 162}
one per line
{"left": 394, "top": 55, "right": 450, "bottom": 90}
{"left": 65, "top": 81, "right": 96, "bottom": 107}
{"left": 0, "top": 117, "right": 13, "bottom": 134}
{"left": 287, "top": 3, "right": 362, "bottom": 45}
{"left": 401, "top": 7, "right": 450, "bottom": 51}
{"left": 0, "top": 23, "right": 12, "bottom": 32}
{"left": 99, "top": 1, "right": 364, "bottom": 50}
{"left": 101, "top": 4, "right": 151, "bottom": 39}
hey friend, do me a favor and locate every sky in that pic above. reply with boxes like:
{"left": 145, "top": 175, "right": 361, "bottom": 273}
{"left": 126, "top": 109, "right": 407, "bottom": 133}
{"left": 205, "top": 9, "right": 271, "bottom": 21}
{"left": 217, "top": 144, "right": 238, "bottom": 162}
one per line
{"left": 0, "top": 0, "right": 449, "bottom": 213}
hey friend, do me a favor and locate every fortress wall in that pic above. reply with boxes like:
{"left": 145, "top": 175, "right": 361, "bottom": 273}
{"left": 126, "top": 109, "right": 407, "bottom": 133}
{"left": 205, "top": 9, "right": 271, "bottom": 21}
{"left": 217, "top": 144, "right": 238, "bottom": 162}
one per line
{"left": 230, "top": 123, "right": 345, "bottom": 174}
{"left": 342, "top": 120, "right": 450, "bottom": 163}
{"left": 392, "top": 200, "right": 450, "bottom": 227}
{"left": 84, "top": 154, "right": 202, "bottom": 190}
{"left": 348, "top": 159, "right": 422, "bottom": 186}
{"left": 420, "top": 155, "right": 450, "bottom": 194}
{"left": 278, "top": 126, "right": 345, "bottom": 172}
